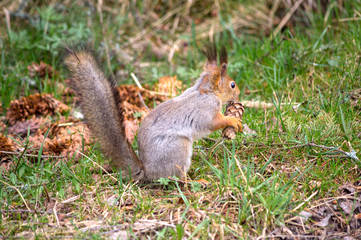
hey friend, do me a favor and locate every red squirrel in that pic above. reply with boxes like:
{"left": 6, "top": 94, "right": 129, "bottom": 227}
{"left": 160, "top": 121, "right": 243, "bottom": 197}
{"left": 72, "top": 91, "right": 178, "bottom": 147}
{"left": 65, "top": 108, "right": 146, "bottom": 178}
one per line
{"left": 64, "top": 45, "right": 241, "bottom": 181}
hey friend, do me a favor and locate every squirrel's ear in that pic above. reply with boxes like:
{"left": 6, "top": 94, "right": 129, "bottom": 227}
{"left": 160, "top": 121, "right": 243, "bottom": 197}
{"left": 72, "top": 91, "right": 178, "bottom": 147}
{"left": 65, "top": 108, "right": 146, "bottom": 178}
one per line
{"left": 219, "top": 46, "right": 228, "bottom": 75}
{"left": 220, "top": 63, "right": 227, "bottom": 76}
{"left": 209, "top": 71, "right": 221, "bottom": 89}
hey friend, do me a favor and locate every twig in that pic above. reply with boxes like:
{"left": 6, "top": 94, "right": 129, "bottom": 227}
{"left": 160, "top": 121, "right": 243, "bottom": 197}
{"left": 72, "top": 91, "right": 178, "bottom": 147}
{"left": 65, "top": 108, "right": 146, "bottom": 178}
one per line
{"left": 309, "top": 192, "right": 361, "bottom": 210}
{"left": 42, "top": 183, "right": 50, "bottom": 203}
{"left": 0, "top": 179, "right": 31, "bottom": 211}
{"left": 0, "top": 151, "right": 65, "bottom": 159}
{"left": 260, "top": 235, "right": 319, "bottom": 239}
{"left": 270, "top": 0, "right": 304, "bottom": 40}
{"left": 137, "top": 92, "right": 150, "bottom": 111}
{"left": 241, "top": 100, "right": 300, "bottom": 109}
{"left": 286, "top": 142, "right": 359, "bottom": 162}
{"left": 242, "top": 141, "right": 359, "bottom": 163}
{"left": 307, "top": 143, "right": 360, "bottom": 161}
{"left": 53, "top": 199, "right": 60, "bottom": 227}
{"left": 290, "top": 190, "right": 318, "bottom": 214}
{"left": 0, "top": 209, "right": 75, "bottom": 217}
{"left": 268, "top": 0, "right": 281, "bottom": 29}
{"left": 131, "top": 74, "right": 151, "bottom": 111}
{"left": 61, "top": 195, "right": 81, "bottom": 204}
{"left": 130, "top": 73, "right": 143, "bottom": 89}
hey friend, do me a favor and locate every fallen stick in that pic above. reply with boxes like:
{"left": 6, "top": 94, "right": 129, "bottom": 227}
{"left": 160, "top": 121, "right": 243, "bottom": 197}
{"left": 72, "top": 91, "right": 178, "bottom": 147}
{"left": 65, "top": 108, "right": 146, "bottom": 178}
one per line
{"left": 285, "top": 142, "right": 359, "bottom": 162}
{"left": 242, "top": 100, "right": 301, "bottom": 109}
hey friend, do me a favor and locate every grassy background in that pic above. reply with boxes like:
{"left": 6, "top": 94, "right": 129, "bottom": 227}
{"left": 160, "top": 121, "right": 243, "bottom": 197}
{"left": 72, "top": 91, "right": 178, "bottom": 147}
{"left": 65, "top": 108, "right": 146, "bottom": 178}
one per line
{"left": 0, "top": 0, "right": 361, "bottom": 238}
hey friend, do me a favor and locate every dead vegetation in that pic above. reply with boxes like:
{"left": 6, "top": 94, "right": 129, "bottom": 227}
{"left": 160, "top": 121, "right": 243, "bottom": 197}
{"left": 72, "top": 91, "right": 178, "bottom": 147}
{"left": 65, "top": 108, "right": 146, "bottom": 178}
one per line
{"left": 1, "top": 0, "right": 345, "bottom": 64}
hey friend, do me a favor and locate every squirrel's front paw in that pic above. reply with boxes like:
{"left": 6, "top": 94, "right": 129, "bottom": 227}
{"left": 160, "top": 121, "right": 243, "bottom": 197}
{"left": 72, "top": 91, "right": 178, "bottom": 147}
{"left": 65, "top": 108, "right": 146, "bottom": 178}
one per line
{"left": 228, "top": 117, "right": 243, "bottom": 132}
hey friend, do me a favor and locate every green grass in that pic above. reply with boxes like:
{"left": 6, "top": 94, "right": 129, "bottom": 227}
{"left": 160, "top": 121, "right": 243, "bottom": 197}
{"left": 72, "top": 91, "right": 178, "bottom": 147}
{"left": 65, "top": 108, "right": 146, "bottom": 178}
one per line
{"left": 1, "top": 0, "right": 361, "bottom": 238}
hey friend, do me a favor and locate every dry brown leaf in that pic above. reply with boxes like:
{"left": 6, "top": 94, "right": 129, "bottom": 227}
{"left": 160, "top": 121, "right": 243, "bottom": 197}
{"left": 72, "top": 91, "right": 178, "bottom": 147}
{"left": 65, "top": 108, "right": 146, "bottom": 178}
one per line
{"left": 28, "top": 61, "right": 58, "bottom": 79}
{"left": 121, "top": 101, "right": 149, "bottom": 122}
{"left": 6, "top": 93, "right": 69, "bottom": 125}
{"left": 28, "top": 117, "right": 93, "bottom": 160}
{"left": 286, "top": 181, "right": 361, "bottom": 237}
{"left": 0, "top": 121, "right": 6, "bottom": 133}
{"left": 339, "top": 201, "right": 357, "bottom": 215}
{"left": 123, "top": 119, "right": 139, "bottom": 143}
{"left": 314, "top": 214, "right": 332, "bottom": 227}
{"left": 242, "top": 123, "right": 256, "bottom": 135}
{"left": 120, "top": 101, "right": 149, "bottom": 143}
{"left": 118, "top": 84, "right": 166, "bottom": 107}
{"left": 178, "top": 197, "right": 185, "bottom": 205}
{"left": 0, "top": 135, "right": 16, "bottom": 172}
{"left": 194, "top": 178, "right": 210, "bottom": 186}
{"left": 156, "top": 76, "right": 183, "bottom": 96}
{"left": 294, "top": 210, "right": 312, "bottom": 223}
{"left": 121, "top": 205, "right": 134, "bottom": 211}
{"left": 0, "top": 135, "right": 15, "bottom": 154}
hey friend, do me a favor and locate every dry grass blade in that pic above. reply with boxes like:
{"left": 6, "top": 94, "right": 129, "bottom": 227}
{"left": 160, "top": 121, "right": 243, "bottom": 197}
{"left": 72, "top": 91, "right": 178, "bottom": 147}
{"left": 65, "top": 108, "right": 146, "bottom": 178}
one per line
{"left": 0, "top": 179, "right": 31, "bottom": 211}
{"left": 289, "top": 190, "right": 319, "bottom": 213}
{"left": 270, "top": 0, "right": 305, "bottom": 39}
{"left": 76, "top": 151, "right": 117, "bottom": 182}
{"left": 3, "top": 8, "right": 11, "bottom": 33}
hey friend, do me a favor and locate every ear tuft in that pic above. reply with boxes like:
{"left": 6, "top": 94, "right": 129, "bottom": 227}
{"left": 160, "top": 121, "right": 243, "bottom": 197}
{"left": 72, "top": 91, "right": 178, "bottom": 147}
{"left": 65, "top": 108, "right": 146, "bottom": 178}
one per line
{"left": 204, "top": 44, "right": 217, "bottom": 67}
{"left": 219, "top": 46, "right": 228, "bottom": 65}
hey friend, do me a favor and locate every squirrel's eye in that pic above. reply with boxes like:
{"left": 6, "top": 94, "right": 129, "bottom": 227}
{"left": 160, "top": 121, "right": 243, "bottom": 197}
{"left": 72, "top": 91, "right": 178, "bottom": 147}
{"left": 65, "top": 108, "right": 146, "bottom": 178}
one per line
{"left": 230, "top": 82, "right": 236, "bottom": 89}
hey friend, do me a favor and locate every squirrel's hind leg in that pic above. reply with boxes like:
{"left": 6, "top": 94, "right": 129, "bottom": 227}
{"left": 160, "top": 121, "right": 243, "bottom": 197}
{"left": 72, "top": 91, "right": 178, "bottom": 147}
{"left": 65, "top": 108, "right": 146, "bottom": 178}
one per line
{"left": 170, "top": 136, "right": 193, "bottom": 179}
{"left": 143, "top": 135, "right": 193, "bottom": 180}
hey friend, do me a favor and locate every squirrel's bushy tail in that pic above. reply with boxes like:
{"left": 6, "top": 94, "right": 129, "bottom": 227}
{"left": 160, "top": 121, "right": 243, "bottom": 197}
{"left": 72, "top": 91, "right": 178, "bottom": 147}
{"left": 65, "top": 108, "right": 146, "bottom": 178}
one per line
{"left": 63, "top": 46, "right": 145, "bottom": 180}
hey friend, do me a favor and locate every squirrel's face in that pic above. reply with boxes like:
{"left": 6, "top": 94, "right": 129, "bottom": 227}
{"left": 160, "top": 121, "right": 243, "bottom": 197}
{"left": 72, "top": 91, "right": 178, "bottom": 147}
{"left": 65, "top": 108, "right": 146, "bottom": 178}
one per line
{"left": 200, "top": 63, "right": 240, "bottom": 104}
{"left": 218, "top": 71, "right": 240, "bottom": 104}
{"left": 201, "top": 45, "right": 240, "bottom": 104}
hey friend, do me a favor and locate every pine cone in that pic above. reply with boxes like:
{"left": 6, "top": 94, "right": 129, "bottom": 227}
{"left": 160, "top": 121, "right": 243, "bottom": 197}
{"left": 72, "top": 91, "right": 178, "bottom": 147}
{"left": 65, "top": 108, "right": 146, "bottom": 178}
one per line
{"left": 222, "top": 101, "right": 245, "bottom": 140}
{"left": 0, "top": 135, "right": 15, "bottom": 157}
{"left": 6, "top": 93, "right": 69, "bottom": 125}
{"left": 28, "top": 61, "right": 58, "bottom": 79}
